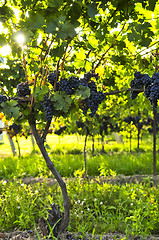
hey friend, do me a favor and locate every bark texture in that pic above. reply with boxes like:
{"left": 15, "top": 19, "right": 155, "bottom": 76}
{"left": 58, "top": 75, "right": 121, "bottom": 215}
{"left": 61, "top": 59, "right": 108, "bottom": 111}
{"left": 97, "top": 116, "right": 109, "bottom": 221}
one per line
{"left": 29, "top": 119, "right": 70, "bottom": 236}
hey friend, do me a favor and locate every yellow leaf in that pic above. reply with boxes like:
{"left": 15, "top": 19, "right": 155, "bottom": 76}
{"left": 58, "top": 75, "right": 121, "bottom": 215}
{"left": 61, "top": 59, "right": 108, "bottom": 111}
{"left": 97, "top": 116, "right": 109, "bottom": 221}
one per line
{"left": 96, "top": 66, "right": 104, "bottom": 76}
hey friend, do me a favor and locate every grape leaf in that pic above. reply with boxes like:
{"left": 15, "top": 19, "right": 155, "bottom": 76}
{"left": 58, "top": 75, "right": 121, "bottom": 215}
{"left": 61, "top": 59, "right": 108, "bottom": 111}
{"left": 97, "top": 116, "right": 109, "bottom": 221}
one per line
{"left": 1, "top": 100, "right": 20, "bottom": 119}
{"left": 75, "top": 85, "right": 90, "bottom": 99}
{"left": 33, "top": 85, "right": 48, "bottom": 101}
{"left": 52, "top": 92, "right": 72, "bottom": 112}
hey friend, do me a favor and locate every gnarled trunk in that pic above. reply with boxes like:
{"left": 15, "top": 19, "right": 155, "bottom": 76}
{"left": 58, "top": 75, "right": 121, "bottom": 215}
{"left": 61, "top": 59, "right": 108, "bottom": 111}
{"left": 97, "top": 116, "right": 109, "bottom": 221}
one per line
{"left": 29, "top": 120, "right": 70, "bottom": 236}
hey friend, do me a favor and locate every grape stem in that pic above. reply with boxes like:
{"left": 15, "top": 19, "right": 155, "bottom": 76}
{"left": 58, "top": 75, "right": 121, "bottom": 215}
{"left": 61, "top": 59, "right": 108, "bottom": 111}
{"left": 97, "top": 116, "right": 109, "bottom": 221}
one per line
{"left": 42, "top": 38, "right": 55, "bottom": 62}
{"left": 104, "top": 88, "right": 143, "bottom": 96}
{"left": 61, "top": 42, "right": 69, "bottom": 71}
{"left": 22, "top": 53, "right": 29, "bottom": 83}
{"left": 0, "top": 86, "right": 10, "bottom": 99}
{"left": 54, "top": 60, "right": 60, "bottom": 91}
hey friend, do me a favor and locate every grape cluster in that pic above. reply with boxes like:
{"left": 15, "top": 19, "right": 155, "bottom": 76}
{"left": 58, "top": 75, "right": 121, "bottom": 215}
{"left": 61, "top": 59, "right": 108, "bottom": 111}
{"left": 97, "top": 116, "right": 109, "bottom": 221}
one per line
{"left": 124, "top": 115, "right": 144, "bottom": 130}
{"left": 124, "top": 116, "right": 134, "bottom": 124}
{"left": 47, "top": 70, "right": 106, "bottom": 118}
{"left": 130, "top": 71, "right": 159, "bottom": 108}
{"left": 16, "top": 82, "right": 31, "bottom": 97}
{"left": 84, "top": 70, "right": 99, "bottom": 81}
{"left": 76, "top": 121, "right": 85, "bottom": 128}
{"left": 41, "top": 93, "right": 54, "bottom": 121}
{"left": 0, "top": 95, "right": 8, "bottom": 108}
{"left": 48, "top": 71, "right": 60, "bottom": 85}
{"left": 9, "top": 123, "right": 21, "bottom": 135}
{"left": 88, "top": 80, "right": 97, "bottom": 92}
{"left": 56, "top": 77, "right": 79, "bottom": 95}
{"left": 130, "top": 71, "right": 148, "bottom": 99}
{"left": 149, "top": 73, "right": 159, "bottom": 108}
{"left": 81, "top": 78, "right": 106, "bottom": 117}
{"left": 81, "top": 91, "right": 106, "bottom": 117}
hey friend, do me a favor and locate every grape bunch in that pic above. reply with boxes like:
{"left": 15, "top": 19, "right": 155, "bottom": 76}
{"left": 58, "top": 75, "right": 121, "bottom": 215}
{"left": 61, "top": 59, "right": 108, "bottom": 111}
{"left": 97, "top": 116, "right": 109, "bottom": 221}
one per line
{"left": 16, "top": 82, "right": 31, "bottom": 97}
{"left": 47, "top": 70, "right": 106, "bottom": 117}
{"left": 124, "top": 116, "right": 134, "bottom": 124}
{"left": 130, "top": 71, "right": 148, "bottom": 100}
{"left": 48, "top": 71, "right": 60, "bottom": 85}
{"left": 84, "top": 70, "right": 99, "bottom": 81}
{"left": 81, "top": 91, "right": 106, "bottom": 117}
{"left": 130, "top": 71, "right": 159, "bottom": 108}
{"left": 56, "top": 76, "right": 79, "bottom": 95}
{"left": 81, "top": 78, "right": 106, "bottom": 117}
{"left": 149, "top": 73, "right": 159, "bottom": 108}
{"left": 124, "top": 115, "right": 144, "bottom": 131}
{"left": 132, "top": 115, "right": 141, "bottom": 125}
{"left": 0, "top": 95, "right": 8, "bottom": 108}
{"left": 76, "top": 121, "right": 85, "bottom": 128}
{"left": 41, "top": 93, "right": 54, "bottom": 121}
{"left": 9, "top": 123, "right": 21, "bottom": 135}
{"left": 88, "top": 80, "right": 97, "bottom": 92}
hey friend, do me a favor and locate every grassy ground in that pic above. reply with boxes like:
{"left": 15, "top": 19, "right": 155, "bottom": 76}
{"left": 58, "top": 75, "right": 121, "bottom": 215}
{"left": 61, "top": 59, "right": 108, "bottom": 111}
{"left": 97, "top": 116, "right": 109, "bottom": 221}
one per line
{"left": 0, "top": 131, "right": 155, "bottom": 157}
{"left": 0, "top": 132, "right": 158, "bottom": 179}
{"left": 0, "top": 132, "right": 159, "bottom": 239}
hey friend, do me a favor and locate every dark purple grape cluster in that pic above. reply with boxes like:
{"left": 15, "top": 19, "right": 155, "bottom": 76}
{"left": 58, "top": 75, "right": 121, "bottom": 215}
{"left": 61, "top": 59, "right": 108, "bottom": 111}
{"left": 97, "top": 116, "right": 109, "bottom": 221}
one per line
{"left": 124, "top": 116, "right": 134, "bottom": 124}
{"left": 76, "top": 121, "right": 85, "bottom": 128}
{"left": 47, "top": 70, "right": 106, "bottom": 118}
{"left": 48, "top": 71, "right": 60, "bottom": 85}
{"left": 84, "top": 70, "right": 99, "bottom": 81}
{"left": 88, "top": 80, "right": 97, "bottom": 92}
{"left": 16, "top": 82, "right": 31, "bottom": 97}
{"left": 56, "top": 76, "right": 79, "bottom": 95}
{"left": 149, "top": 73, "right": 159, "bottom": 108}
{"left": 81, "top": 91, "right": 106, "bottom": 117}
{"left": 9, "top": 123, "right": 21, "bottom": 135}
{"left": 0, "top": 95, "right": 8, "bottom": 108}
{"left": 124, "top": 115, "right": 143, "bottom": 130}
{"left": 41, "top": 93, "right": 54, "bottom": 121}
{"left": 130, "top": 71, "right": 149, "bottom": 100}
{"left": 79, "top": 78, "right": 88, "bottom": 87}
{"left": 130, "top": 71, "right": 159, "bottom": 108}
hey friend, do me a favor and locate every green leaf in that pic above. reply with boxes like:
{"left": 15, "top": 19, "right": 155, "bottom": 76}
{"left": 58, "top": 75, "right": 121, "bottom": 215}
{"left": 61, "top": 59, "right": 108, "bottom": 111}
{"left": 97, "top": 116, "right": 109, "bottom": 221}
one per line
{"left": 57, "top": 21, "right": 76, "bottom": 39}
{"left": 147, "top": 0, "right": 156, "bottom": 11}
{"left": 128, "top": 29, "right": 140, "bottom": 42}
{"left": 45, "top": 22, "right": 57, "bottom": 35}
{"left": 87, "top": 4, "right": 98, "bottom": 19}
{"left": 1, "top": 100, "right": 20, "bottom": 120}
{"left": 26, "top": 12, "right": 45, "bottom": 31}
{"left": 33, "top": 85, "right": 48, "bottom": 101}
{"left": 140, "top": 37, "right": 151, "bottom": 47}
{"left": 52, "top": 92, "right": 72, "bottom": 112}
{"left": 75, "top": 85, "right": 90, "bottom": 99}
{"left": 0, "top": 34, "right": 7, "bottom": 47}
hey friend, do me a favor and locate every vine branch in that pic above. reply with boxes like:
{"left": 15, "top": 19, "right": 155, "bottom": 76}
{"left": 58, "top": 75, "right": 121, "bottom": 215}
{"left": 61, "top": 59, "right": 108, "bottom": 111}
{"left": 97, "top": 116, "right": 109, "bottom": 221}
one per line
{"left": 0, "top": 86, "right": 10, "bottom": 99}
{"left": 93, "top": 23, "right": 126, "bottom": 70}
{"left": 42, "top": 120, "right": 52, "bottom": 142}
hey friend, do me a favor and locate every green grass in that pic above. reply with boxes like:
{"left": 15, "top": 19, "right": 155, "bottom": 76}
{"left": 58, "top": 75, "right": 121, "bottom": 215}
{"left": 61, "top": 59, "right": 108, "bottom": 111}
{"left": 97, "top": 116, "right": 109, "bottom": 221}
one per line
{"left": 0, "top": 132, "right": 159, "bottom": 238}
{"left": 1, "top": 178, "right": 159, "bottom": 238}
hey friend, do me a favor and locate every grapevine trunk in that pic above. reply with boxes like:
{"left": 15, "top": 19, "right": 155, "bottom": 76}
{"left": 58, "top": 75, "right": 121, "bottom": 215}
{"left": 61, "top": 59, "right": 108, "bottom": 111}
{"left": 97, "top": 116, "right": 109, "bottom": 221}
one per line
{"left": 29, "top": 120, "right": 70, "bottom": 236}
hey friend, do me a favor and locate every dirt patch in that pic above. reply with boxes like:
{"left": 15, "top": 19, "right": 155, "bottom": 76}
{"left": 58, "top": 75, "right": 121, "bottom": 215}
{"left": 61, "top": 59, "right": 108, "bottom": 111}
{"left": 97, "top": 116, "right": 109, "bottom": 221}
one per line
{"left": 0, "top": 229, "right": 157, "bottom": 240}
{"left": 21, "top": 174, "right": 159, "bottom": 186}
